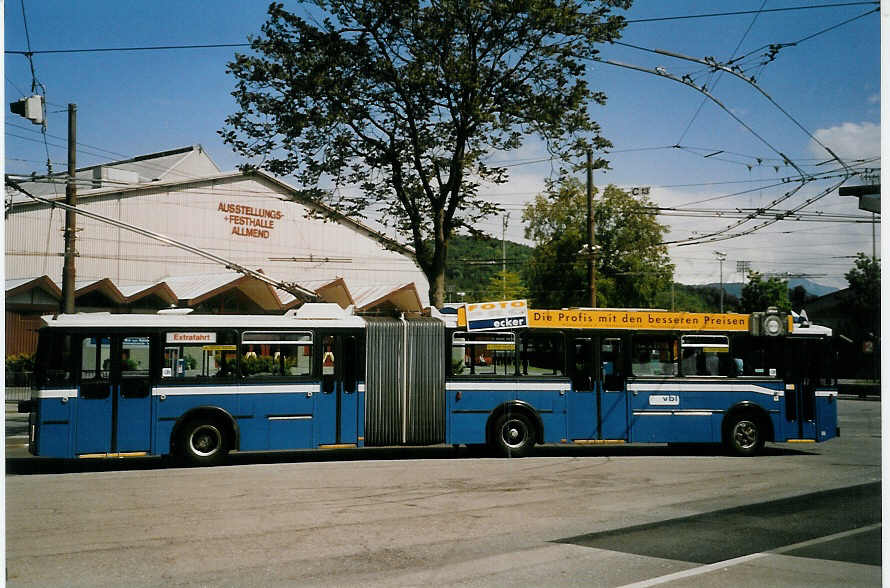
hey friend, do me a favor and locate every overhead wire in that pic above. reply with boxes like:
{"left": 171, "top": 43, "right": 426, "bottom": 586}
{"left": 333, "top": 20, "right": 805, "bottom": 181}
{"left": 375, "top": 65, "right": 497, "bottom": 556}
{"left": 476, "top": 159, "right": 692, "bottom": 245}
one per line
{"left": 622, "top": 2, "right": 879, "bottom": 24}
{"left": 674, "top": 0, "right": 767, "bottom": 146}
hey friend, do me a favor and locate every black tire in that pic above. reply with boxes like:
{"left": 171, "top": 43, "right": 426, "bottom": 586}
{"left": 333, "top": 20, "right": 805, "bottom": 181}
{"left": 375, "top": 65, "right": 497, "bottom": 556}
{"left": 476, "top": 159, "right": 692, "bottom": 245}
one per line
{"left": 491, "top": 412, "right": 536, "bottom": 458}
{"left": 179, "top": 419, "right": 229, "bottom": 466}
{"left": 724, "top": 414, "right": 764, "bottom": 457}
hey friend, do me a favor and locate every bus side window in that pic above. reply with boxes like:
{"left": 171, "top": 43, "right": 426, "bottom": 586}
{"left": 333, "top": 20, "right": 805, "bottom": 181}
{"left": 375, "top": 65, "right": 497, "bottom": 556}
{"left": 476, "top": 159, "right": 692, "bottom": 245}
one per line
{"left": 570, "top": 338, "right": 593, "bottom": 390}
{"left": 161, "top": 331, "right": 237, "bottom": 380}
{"left": 241, "top": 331, "right": 313, "bottom": 378}
{"left": 602, "top": 337, "right": 625, "bottom": 390}
{"left": 631, "top": 335, "right": 677, "bottom": 377}
{"left": 36, "top": 332, "right": 75, "bottom": 386}
{"left": 451, "top": 332, "right": 516, "bottom": 376}
{"left": 520, "top": 332, "right": 564, "bottom": 377}
{"left": 680, "top": 335, "right": 731, "bottom": 376}
{"left": 731, "top": 335, "right": 783, "bottom": 377}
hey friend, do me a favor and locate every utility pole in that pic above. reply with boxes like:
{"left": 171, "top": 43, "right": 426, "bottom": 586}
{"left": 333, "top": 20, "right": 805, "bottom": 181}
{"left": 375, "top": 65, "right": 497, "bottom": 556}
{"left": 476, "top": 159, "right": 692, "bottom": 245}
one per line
{"left": 715, "top": 250, "right": 727, "bottom": 313}
{"left": 61, "top": 104, "right": 77, "bottom": 314}
{"left": 501, "top": 213, "right": 509, "bottom": 299}
{"left": 586, "top": 149, "right": 596, "bottom": 308}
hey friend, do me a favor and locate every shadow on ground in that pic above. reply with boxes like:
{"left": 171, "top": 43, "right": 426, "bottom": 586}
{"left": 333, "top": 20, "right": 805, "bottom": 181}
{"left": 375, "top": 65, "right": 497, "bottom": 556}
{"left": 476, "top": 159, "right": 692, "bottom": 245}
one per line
{"left": 6, "top": 443, "right": 815, "bottom": 475}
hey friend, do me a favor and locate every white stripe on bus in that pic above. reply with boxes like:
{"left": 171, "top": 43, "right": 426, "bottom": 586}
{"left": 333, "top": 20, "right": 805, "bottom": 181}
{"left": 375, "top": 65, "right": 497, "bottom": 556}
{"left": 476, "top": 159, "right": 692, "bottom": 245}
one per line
{"left": 633, "top": 411, "right": 715, "bottom": 416}
{"left": 33, "top": 389, "right": 78, "bottom": 399}
{"left": 627, "top": 382, "right": 782, "bottom": 396}
{"left": 445, "top": 381, "right": 572, "bottom": 392}
{"left": 153, "top": 384, "right": 317, "bottom": 396}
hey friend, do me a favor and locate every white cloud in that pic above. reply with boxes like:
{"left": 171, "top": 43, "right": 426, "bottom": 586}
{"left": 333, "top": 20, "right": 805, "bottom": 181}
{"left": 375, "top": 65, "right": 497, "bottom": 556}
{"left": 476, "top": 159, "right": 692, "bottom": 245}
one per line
{"left": 809, "top": 121, "right": 880, "bottom": 161}
{"left": 867, "top": 94, "right": 879, "bottom": 105}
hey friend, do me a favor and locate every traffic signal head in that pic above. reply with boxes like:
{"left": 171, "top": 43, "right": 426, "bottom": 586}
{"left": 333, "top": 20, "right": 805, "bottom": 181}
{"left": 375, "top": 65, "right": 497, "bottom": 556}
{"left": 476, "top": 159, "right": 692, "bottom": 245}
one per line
{"left": 10, "top": 95, "right": 44, "bottom": 125}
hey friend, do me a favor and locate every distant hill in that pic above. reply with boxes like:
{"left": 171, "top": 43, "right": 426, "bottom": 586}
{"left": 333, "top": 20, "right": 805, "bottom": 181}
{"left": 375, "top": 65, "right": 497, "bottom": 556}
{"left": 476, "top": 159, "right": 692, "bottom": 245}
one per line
{"left": 703, "top": 278, "right": 838, "bottom": 300}
{"left": 443, "top": 236, "right": 533, "bottom": 301}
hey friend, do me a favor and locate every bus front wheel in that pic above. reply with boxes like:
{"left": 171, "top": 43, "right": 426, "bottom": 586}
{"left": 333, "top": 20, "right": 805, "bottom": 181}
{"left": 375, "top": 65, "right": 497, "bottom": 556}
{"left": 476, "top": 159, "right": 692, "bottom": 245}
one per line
{"left": 724, "top": 415, "right": 764, "bottom": 457}
{"left": 179, "top": 419, "right": 229, "bottom": 466}
{"left": 492, "top": 412, "right": 535, "bottom": 458}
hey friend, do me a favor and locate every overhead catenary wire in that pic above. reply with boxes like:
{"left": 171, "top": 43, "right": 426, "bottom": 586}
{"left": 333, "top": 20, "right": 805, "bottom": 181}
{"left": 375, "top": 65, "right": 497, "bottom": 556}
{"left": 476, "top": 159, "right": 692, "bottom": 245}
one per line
{"left": 622, "top": 2, "right": 879, "bottom": 24}
{"left": 673, "top": 0, "right": 767, "bottom": 146}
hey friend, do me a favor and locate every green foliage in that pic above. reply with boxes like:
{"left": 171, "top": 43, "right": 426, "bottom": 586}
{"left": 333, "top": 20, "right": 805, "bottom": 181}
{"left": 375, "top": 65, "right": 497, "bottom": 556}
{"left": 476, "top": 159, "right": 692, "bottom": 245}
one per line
{"left": 789, "top": 285, "right": 817, "bottom": 310}
{"left": 522, "top": 179, "right": 673, "bottom": 308}
{"left": 443, "top": 235, "right": 532, "bottom": 302}
{"left": 652, "top": 284, "right": 739, "bottom": 312}
{"left": 479, "top": 270, "right": 528, "bottom": 302}
{"left": 740, "top": 272, "right": 790, "bottom": 313}
{"left": 5, "top": 353, "right": 35, "bottom": 373}
{"left": 221, "top": 0, "right": 632, "bottom": 305}
{"left": 844, "top": 252, "right": 880, "bottom": 335}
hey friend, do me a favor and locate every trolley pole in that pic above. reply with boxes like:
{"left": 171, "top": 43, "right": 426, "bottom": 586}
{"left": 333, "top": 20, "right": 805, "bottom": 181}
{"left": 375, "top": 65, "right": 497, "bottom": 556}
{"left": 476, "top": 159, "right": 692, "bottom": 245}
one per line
{"left": 586, "top": 149, "right": 596, "bottom": 308}
{"left": 61, "top": 104, "right": 77, "bottom": 314}
{"left": 502, "top": 213, "right": 509, "bottom": 299}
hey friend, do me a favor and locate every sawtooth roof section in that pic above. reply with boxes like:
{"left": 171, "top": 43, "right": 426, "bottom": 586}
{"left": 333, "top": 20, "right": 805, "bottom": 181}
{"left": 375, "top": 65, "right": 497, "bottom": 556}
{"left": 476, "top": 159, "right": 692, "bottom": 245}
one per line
{"left": 74, "top": 278, "right": 126, "bottom": 304}
{"left": 6, "top": 275, "right": 62, "bottom": 299}
{"left": 117, "top": 282, "right": 179, "bottom": 306}
{"left": 352, "top": 283, "right": 423, "bottom": 313}
{"left": 6, "top": 276, "right": 62, "bottom": 309}
{"left": 276, "top": 277, "right": 355, "bottom": 310}
{"left": 161, "top": 271, "right": 282, "bottom": 311}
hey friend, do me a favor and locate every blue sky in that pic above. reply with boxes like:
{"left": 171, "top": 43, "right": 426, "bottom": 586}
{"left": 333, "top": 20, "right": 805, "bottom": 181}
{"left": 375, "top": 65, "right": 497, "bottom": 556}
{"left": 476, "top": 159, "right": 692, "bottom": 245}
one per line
{"left": 4, "top": 1, "right": 881, "bottom": 290}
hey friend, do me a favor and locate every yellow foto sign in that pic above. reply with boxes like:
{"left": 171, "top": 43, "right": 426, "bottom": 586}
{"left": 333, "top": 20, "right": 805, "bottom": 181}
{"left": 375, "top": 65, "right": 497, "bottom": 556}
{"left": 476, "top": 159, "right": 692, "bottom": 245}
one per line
{"left": 528, "top": 309, "right": 749, "bottom": 331}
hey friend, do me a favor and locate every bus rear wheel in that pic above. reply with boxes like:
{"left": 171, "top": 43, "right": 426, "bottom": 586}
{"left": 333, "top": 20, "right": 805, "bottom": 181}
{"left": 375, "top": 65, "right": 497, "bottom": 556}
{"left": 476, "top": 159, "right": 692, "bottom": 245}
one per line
{"left": 724, "top": 415, "right": 764, "bottom": 457}
{"left": 492, "top": 412, "right": 535, "bottom": 458}
{"left": 179, "top": 419, "right": 229, "bottom": 466}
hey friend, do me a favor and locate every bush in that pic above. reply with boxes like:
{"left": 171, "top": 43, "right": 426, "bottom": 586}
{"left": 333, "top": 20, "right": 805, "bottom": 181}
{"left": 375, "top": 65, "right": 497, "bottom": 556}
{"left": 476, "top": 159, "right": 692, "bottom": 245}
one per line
{"left": 6, "top": 353, "right": 35, "bottom": 373}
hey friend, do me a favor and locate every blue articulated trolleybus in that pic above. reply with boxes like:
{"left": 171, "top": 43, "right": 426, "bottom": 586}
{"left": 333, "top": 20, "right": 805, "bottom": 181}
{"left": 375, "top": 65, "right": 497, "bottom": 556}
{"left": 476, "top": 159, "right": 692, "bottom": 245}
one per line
{"left": 21, "top": 302, "right": 838, "bottom": 465}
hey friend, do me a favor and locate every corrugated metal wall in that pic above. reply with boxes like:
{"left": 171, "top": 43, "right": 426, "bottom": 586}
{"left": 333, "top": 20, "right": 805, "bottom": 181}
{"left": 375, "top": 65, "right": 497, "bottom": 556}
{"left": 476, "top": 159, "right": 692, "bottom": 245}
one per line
{"left": 364, "top": 317, "right": 445, "bottom": 446}
{"left": 5, "top": 311, "right": 42, "bottom": 356}
{"left": 6, "top": 175, "right": 431, "bottom": 305}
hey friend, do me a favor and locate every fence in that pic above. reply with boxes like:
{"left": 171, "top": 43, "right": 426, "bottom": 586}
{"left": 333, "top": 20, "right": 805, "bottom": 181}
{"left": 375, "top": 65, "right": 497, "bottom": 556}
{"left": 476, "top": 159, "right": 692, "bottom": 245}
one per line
{"left": 5, "top": 371, "right": 32, "bottom": 402}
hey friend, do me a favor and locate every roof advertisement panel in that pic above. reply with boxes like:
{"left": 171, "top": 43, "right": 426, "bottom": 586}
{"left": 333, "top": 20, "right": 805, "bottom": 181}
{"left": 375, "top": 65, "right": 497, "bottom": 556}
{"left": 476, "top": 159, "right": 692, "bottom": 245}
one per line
{"left": 463, "top": 300, "right": 529, "bottom": 331}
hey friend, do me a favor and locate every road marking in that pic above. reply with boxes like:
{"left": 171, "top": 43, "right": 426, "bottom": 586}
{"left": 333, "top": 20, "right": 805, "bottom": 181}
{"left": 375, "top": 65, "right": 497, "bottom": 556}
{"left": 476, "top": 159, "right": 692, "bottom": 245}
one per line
{"left": 617, "top": 523, "right": 882, "bottom": 588}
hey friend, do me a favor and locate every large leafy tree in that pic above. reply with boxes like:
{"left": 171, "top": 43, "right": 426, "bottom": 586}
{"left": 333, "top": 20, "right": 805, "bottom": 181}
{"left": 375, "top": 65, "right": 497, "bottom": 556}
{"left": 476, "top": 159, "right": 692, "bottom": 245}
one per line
{"left": 740, "top": 272, "right": 790, "bottom": 313}
{"left": 522, "top": 179, "right": 673, "bottom": 308}
{"left": 844, "top": 252, "right": 880, "bottom": 336}
{"left": 221, "top": 0, "right": 631, "bottom": 306}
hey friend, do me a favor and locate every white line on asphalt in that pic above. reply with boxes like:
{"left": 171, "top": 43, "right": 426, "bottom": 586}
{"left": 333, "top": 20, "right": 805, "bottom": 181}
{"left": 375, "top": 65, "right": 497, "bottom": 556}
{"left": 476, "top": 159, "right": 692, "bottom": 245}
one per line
{"left": 616, "top": 523, "right": 882, "bottom": 588}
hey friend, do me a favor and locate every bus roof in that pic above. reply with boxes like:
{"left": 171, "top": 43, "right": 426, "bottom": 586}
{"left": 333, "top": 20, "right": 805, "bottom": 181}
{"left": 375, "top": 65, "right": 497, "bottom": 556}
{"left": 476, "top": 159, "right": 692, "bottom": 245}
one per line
{"left": 40, "top": 309, "right": 366, "bottom": 331}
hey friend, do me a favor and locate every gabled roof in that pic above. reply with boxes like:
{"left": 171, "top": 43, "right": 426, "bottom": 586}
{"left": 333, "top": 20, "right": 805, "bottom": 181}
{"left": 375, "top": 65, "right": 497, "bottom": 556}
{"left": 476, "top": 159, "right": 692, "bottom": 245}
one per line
{"left": 8, "top": 145, "right": 221, "bottom": 201}
{"left": 6, "top": 275, "right": 61, "bottom": 299}
{"left": 8, "top": 167, "right": 417, "bottom": 260}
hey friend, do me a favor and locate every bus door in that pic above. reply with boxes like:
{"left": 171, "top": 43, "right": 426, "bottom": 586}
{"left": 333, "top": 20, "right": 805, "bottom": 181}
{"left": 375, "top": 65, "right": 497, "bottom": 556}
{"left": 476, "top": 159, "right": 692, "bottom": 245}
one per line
{"left": 567, "top": 335, "right": 627, "bottom": 441}
{"left": 786, "top": 338, "right": 820, "bottom": 440}
{"left": 75, "top": 334, "right": 152, "bottom": 455}
{"left": 599, "top": 336, "right": 627, "bottom": 440}
{"left": 316, "top": 333, "right": 359, "bottom": 446}
{"left": 568, "top": 337, "right": 597, "bottom": 440}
